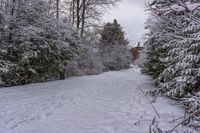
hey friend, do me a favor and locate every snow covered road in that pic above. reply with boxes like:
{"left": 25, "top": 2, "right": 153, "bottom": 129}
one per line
{"left": 0, "top": 66, "right": 186, "bottom": 133}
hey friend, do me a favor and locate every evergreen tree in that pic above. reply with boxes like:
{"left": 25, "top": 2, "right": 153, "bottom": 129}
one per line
{"left": 144, "top": 0, "right": 200, "bottom": 98}
{"left": 143, "top": 16, "right": 170, "bottom": 80}
{"left": 101, "top": 19, "right": 127, "bottom": 45}
{"left": 99, "top": 19, "right": 131, "bottom": 71}
{"left": 144, "top": 0, "right": 200, "bottom": 128}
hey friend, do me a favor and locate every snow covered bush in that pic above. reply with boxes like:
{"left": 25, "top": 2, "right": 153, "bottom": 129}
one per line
{"left": 144, "top": 0, "right": 200, "bottom": 130}
{"left": 64, "top": 43, "right": 104, "bottom": 77}
{"left": 2, "top": 38, "right": 79, "bottom": 86}
{"left": 0, "top": 13, "right": 8, "bottom": 86}
{"left": 101, "top": 45, "right": 131, "bottom": 71}
{"left": 0, "top": 59, "right": 13, "bottom": 87}
{"left": 99, "top": 19, "right": 131, "bottom": 71}
{"left": 183, "top": 93, "right": 200, "bottom": 128}
{"left": 0, "top": 0, "right": 82, "bottom": 86}
{"left": 77, "top": 45, "right": 104, "bottom": 75}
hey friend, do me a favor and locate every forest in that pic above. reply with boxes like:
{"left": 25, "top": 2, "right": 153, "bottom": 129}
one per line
{"left": 0, "top": 0, "right": 131, "bottom": 87}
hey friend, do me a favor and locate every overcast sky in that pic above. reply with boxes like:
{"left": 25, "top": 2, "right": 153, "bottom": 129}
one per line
{"left": 103, "top": 0, "right": 148, "bottom": 46}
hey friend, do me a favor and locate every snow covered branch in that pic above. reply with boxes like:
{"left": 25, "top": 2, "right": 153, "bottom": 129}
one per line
{"left": 149, "top": 1, "right": 200, "bottom": 16}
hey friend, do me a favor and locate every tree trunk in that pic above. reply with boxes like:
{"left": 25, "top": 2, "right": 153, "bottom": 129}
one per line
{"left": 76, "top": 0, "right": 80, "bottom": 30}
{"left": 56, "top": 0, "right": 59, "bottom": 26}
{"left": 81, "top": 0, "right": 86, "bottom": 36}
{"left": 9, "top": 0, "right": 16, "bottom": 43}
{"left": 70, "top": 0, "right": 76, "bottom": 26}
{"left": 48, "top": 0, "right": 52, "bottom": 15}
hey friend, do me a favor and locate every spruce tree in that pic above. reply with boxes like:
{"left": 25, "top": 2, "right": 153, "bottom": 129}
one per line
{"left": 99, "top": 19, "right": 131, "bottom": 71}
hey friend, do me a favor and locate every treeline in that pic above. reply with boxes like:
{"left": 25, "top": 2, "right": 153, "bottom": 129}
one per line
{"left": 0, "top": 0, "right": 131, "bottom": 87}
{"left": 144, "top": 0, "right": 200, "bottom": 130}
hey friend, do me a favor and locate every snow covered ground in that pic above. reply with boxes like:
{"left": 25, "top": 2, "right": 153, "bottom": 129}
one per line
{"left": 0, "top": 66, "right": 187, "bottom": 133}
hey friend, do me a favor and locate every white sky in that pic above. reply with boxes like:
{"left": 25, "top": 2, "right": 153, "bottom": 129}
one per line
{"left": 103, "top": 0, "right": 148, "bottom": 46}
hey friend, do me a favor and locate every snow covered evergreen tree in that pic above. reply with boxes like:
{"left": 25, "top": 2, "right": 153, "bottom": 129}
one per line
{"left": 144, "top": 0, "right": 200, "bottom": 129}
{"left": 158, "top": 12, "right": 200, "bottom": 98}
{"left": 143, "top": 16, "right": 170, "bottom": 80}
{"left": 101, "top": 19, "right": 127, "bottom": 46}
{"left": 99, "top": 19, "right": 131, "bottom": 71}
{"left": 145, "top": 0, "right": 200, "bottom": 97}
